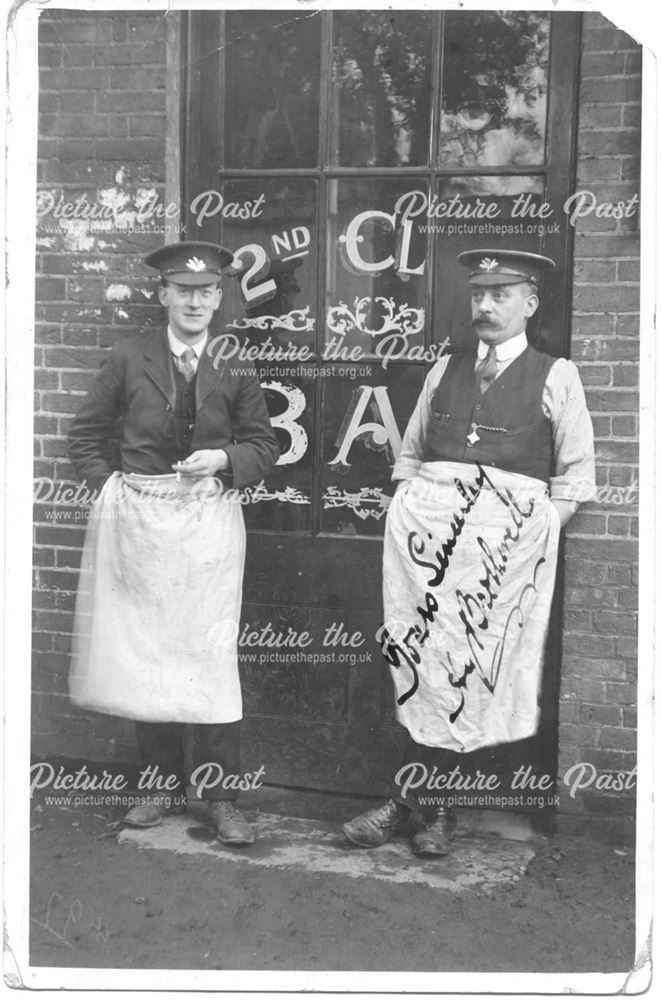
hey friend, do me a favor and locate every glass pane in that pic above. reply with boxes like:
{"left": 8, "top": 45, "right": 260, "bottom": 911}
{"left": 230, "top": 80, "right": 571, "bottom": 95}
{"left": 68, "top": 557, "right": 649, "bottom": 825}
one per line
{"left": 320, "top": 363, "right": 425, "bottom": 537}
{"left": 326, "top": 178, "right": 431, "bottom": 365}
{"left": 210, "top": 178, "right": 319, "bottom": 533}
{"left": 431, "top": 176, "right": 548, "bottom": 351}
{"left": 215, "top": 178, "right": 318, "bottom": 355}
{"left": 439, "top": 12, "right": 550, "bottom": 167}
{"left": 331, "top": 11, "right": 433, "bottom": 167}
{"left": 224, "top": 10, "right": 321, "bottom": 168}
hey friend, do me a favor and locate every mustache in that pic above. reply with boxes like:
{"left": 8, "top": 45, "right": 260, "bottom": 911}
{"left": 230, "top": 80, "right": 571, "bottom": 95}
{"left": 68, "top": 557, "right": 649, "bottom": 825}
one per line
{"left": 472, "top": 316, "right": 499, "bottom": 328}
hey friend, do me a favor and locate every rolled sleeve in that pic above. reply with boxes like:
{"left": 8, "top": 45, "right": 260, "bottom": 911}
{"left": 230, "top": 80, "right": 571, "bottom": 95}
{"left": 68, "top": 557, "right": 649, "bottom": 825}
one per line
{"left": 543, "top": 358, "right": 596, "bottom": 503}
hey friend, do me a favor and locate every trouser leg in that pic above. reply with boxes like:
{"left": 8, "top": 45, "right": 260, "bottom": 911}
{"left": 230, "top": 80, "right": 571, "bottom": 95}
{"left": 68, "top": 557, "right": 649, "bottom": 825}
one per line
{"left": 194, "top": 720, "right": 242, "bottom": 802}
{"left": 134, "top": 721, "right": 186, "bottom": 795}
{"left": 392, "top": 738, "right": 491, "bottom": 812}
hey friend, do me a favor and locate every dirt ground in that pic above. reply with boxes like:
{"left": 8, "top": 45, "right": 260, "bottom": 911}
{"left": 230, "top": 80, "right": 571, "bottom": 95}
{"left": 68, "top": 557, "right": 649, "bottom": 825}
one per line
{"left": 28, "top": 797, "right": 636, "bottom": 976}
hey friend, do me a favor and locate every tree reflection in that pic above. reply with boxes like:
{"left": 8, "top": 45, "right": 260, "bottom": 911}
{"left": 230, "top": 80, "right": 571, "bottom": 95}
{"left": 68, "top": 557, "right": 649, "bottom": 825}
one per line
{"left": 440, "top": 12, "right": 550, "bottom": 167}
{"left": 332, "top": 12, "right": 432, "bottom": 167}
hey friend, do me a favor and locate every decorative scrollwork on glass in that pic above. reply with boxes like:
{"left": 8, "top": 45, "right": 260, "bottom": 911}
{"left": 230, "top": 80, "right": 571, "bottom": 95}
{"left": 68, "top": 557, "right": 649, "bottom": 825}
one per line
{"left": 228, "top": 307, "right": 315, "bottom": 334}
{"left": 326, "top": 296, "right": 424, "bottom": 340}
{"left": 322, "top": 485, "right": 393, "bottom": 521}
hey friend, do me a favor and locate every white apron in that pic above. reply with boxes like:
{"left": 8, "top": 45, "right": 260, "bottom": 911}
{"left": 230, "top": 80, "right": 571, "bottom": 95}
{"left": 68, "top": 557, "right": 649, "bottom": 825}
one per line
{"left": 382, "top": 461, "right": 561, "bottom": 751}
{"left": 69, "top": 472, "right": 245, "bottom": 723}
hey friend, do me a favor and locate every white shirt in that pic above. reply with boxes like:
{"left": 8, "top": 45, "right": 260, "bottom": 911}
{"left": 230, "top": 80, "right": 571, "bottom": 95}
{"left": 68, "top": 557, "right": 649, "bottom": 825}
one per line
{"left": 167, "top": 326, "right": 207, "bottom": 374}
{"left": 393, "top": 332, "right": 596, "bottom": 503}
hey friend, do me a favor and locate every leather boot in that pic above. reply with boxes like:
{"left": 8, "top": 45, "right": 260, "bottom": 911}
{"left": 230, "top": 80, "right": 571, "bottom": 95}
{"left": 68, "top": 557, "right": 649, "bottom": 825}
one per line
{"left": 342, "top": 798, "right": 410, "bottom": 848}
{"left": 209, "top": 801, "right": 255, "bottom": 845}
{"left": 123, "top": 794, "right": 186, "bottom": 828}
{"left": 411, "top": 805, "right": 457, "bottom": 856}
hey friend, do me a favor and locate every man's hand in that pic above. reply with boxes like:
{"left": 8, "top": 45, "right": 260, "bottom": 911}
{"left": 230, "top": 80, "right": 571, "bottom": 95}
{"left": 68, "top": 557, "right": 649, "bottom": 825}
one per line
{"left": 173, "top": 449, "right": 230, "bottom": 478}
{"left": 551, "top": 498, "right": 578, "bottom": 528}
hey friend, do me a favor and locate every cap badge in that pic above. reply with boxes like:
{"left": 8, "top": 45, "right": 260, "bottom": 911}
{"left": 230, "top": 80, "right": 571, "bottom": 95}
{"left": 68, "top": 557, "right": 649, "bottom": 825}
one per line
{"left": 186, "top": 257, "right": 207, "bottom": 272}
{"left": 479, "top": 257, "right": 499, "bottom": 271}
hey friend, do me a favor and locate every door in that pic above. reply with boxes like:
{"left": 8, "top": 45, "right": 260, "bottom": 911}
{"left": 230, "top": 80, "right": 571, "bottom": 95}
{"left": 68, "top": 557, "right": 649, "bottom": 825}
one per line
{"left": 183, "top": 10, "right": 581, "bottom": 800}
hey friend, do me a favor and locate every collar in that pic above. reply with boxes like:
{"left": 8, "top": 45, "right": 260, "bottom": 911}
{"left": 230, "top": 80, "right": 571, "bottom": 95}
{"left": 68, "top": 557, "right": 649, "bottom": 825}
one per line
{"left": 477, "top": 331, "right": 528, "bottom": 363}
{"left": 167, "top": 325, "right": 208, "bottom": 359}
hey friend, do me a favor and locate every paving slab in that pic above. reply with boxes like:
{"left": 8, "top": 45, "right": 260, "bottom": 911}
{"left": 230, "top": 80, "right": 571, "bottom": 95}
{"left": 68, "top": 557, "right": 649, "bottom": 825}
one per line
{"left": 118, "top": 811, "right": 536, "bottom": 894}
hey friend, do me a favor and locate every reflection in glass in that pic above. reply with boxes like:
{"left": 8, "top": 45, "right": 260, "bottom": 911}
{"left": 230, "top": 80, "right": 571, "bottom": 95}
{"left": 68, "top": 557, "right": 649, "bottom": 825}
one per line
{"left": 439, "top": 12, "right": 550, "bottom": 168}
{"left": 224, "top": 11, "right": 320, "bottom": 168}
{"left": 331, "top": 11, "right": 432, "bottom": 167}
{"left": 326, "top": 178, "right": 428, "bottom": 362}
{"left": 432, "top": 176, "right": 548, "bottom": 352}
{"left": 218, "top": 178, "right": 318, "bottom": 353}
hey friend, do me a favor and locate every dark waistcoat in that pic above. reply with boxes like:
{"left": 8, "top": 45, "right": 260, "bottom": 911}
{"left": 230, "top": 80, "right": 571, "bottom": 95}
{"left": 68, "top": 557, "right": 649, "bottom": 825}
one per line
{"left": 171, "top": 366, "right": 197, "bottom": 462}
{"left": 422, "top": 345, "right": 556, "bottom": 484}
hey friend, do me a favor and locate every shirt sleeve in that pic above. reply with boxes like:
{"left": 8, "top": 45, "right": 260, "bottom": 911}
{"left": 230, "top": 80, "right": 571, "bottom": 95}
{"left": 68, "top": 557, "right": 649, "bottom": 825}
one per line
{"left": 392, "top": 355, "right": 451, "bottom": 483}
{"left": 543, "top": 358, "right": 596, "bottom": 503}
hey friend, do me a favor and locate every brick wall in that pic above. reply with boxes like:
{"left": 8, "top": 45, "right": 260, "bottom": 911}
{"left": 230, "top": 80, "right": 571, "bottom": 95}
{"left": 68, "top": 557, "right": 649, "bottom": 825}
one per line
{"left": 32, "top": 11, "right": 641, "bottom": 841}
{"left": 559, "top": 13, "right": 640, "bottom": 842}
{"left": 33, "top": 10, "right": 169, "bottom": 763}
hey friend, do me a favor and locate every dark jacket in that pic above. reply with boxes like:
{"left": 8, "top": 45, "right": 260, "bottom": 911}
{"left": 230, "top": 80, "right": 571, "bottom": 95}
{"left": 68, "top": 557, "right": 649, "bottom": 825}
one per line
{"left": 68, "top": 328, "right": 280, "bottom": 493}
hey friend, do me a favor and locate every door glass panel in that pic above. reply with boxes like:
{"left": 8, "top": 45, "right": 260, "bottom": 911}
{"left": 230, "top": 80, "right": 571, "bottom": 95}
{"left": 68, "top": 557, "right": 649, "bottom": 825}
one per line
{"left": 326, "top": 178, "right": 430, "bottom": 366}
{"left": 431, "top": 175, "right": 547, "bottom": 351}
{"left": 216, "top": 177, "right": 318, "bottom": 355}
{"left": 224, "top": 10, "right": 321, "bottom": 168}
{"left": 330, "top": 10, "right": 433, "bottom": 167}
{"left": 320, "top": 363, "right": 425, "bottom": 537}
{"left": 439, "top": 11, "right": 550, "bottom": 167}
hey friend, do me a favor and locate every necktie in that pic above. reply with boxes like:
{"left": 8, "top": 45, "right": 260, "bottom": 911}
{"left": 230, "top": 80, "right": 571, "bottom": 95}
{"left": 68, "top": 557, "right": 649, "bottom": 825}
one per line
{"left": 175, "top": 347, "right": 197, "bottom": 383}
{"left": 475, "top": 345, "right": 498, "bottom": 394}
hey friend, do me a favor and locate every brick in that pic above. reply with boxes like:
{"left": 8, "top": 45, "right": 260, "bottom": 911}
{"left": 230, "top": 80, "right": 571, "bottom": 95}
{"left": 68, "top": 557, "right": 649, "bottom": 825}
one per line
{"left": 607, "top": 467, "right": 638, "bottom": 489}
{"left": 617, "top": 260, "right": 640, "bottom": 282}
{"left": 34, "top": 370, "right": 59, "bottom": 391}
{"left": 32, "top": 547, "right": 56, "bottom": 567}
{"left": 34, "top": 415, "right": 59, "bottom": 435}
{"left": 573, "top": 260, "right": 617, "bottom": 283}
{"left": 40, "top": 19, "right": 113, "bottom": 44}
{"left": 109, "top": 67, "right": 165, "bottom": 91}
{"left": 578, "top": 337, "right": 639, "bottom": 366}
{"left": 563, "top": 609, "right": 591, "bottom": 631}
{"left": 579, "top": 791, "right": 635, "bottom": 818}
{"left": 620, "top": 156, "right": 641, "bottom": 182}
{"left": 616, "top": 636, "right": 638, "bottom": 657}
{"left": 574, "top": 285, "right": 640, "bottom": 312}
{"left": 622, "top": 103, "right": 642, "bottom": 128}
{"left": 576, "top": 157, "right": 622, "bottom": 182}
{"left": 35, "top": 277, "right": 67, "bottom": 300}
{"left": 584, "top": 388, "right": 639, "bottom": 412}
{"left": 573, "top": 677, "right": 608, "bottom": 702}
{"left": 602, "top": 678, "right": 637, "bottom": 704}
{"left": 93, "top": 138, "right": 164, "bottom": 162}
{"left": 580, "top": 704, "right": 623, "bottom": 726}
{"left": 568, "top": 537, "right": 637, "bottom": 562}
{"left": 562, "top": 655, "right": 626, "bottom": 681}
{"left": 564, "top": 559, "right": 608, "bottom": 585}
{"left": 66, "top": 278, "right": 105, "bottom": 303}
{"left": 36, "top": 304, "right": 114, "bottom": 325}
{"left": 578, "top": 104, "right": 622, "bottom": 129}
{"left": 60, "top": 372, "right": 96, "bottom": 391}
{"left": 60, "top": 43, "right": 95, "bottom": 68}
{"left": 607, "top": 515, "right": 631, "bottom": 536}
{"left": 581, "top": 52, "right": 626, "bottom": 80}
{"left": 95, "top": 91, "right": 166, "bottom": 113}
{"left": 574, "top": 233, "right": 640, "bottom": 258}
{"left": 128, "top": 115, "right": 167, "bottom": 138}
{"left": 578, "top": 131, "right": 641, "bottom": 159}
{"left": 40, "top": 68, "right": 112, "bottom": 92}
{"left": 38, "top": 93, "right": 58, "bottom": 114}
{"left": 612, "top": 415, "right": 637, "bottom": 436}
{"left": 39, "top": 44, "right": 62, "bottom": 68}
{"left": 568, "top": 511, "right": 607, "bottom": 534}
{"left": 558, "top": 701, "right": 580, "bottom": 723}
{"left": 49, "top": 114, "right": 110, "bottom": 138}
{"left": 606, "top": 565, "right": 633, "bottom": 588}
{"left": 590, "top": 415, "right": 611, "bottom": 437}
{"left": 32, "top": 610, "right": 74, "bottom": 633}
{"left": 126, "top": 14, "right": 165, "bottom": 41}
{"left": 623, "top": 707, "right": 637, "bottom": 728}
{"left": 577, "top": 365, "right": 611, "bottom": 387}
{"left": 43, "top": 346, "right": 107, "bottom": 369}
{"left": 579, "top": 78, "right": 643, "bottom": 103}
{"left": 565, "top": 585, "right": 618, "bottom": 608}
{"left": 596, "top": 441, "right": 639, "bottom": 462}
{"left": 563, "top": 633, "right": 615, "bottom": 657}
{"left": 58, "top": 92, "right": 96, "bottom": 114}
{"left": 624, "top": 50, "right": 643, "bottom": 74}
{"left": 600, "top": 726, "right": 637, "bottom": 751}
{"left": 93, "top": 41, "right": 163, "bottom": 66}
{"left": 558, "top": 723, "right": 600, "bottom": 748}
{"left": 39, "top": 393, "right": 80, "bottom": 415}
{"left": 582, "top": 21, "right": 640, "bottom": 51}
{"left": 615, "top": 315, "right": 640, "bottom": 337}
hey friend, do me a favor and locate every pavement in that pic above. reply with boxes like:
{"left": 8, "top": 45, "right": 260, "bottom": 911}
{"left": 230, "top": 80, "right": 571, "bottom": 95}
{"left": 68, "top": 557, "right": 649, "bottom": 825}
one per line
{"left": 118, "top": 804, "right": 538, "bottom": 895}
